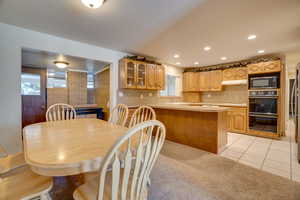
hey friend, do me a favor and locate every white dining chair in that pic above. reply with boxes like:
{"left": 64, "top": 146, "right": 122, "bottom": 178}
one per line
{"left": 129, "top": 106, "right": 156, "bottom": 128}
{"left": 0, "top": 152, "right": 26, "bottom": 175}
{"left": 73, "top": 120, "right": 166, "bottom": 200}
{"left": 108, "top": 104, "right": 129, "bottom": 126}
{"left": 46, "top": 103, "right": 76, "bottom": 122}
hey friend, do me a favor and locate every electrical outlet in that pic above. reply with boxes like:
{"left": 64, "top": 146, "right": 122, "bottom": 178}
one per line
{"left": 140, "top": 94, "right": 144, "bottom": 99}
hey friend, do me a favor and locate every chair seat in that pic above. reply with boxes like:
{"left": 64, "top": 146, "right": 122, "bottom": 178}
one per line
{"left": 0, "top": 145, "right": 7, "bottom": 158}
{"left": 74, "top": 171, "right": 148, "bottom": 200}
{"left": 0, "top": 165, "right": 53, "bottom": 200}
{"left": 0, "top": 152, "right": 26, "bottom": 175}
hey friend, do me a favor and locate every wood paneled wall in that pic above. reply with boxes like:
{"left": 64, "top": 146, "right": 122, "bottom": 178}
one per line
{"left": 95, "top": 68, "right": 110, "bottom": 120}
{"left": 47, "top": 88, "right": 68, "bottom": 107}
{"left": 67, "top": 71, "right": 87, "bottom": 106}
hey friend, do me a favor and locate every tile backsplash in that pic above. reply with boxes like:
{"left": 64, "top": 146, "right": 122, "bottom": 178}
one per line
{"left": 200, "top": 85, "right": 248, "bottom": 104}
{"left": 117, "top": 89, "right": 183, "bottom": 106}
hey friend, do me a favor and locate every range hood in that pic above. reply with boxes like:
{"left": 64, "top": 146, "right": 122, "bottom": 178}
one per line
{"left": 221, "top": 80, "right": 247, "bottom": 85}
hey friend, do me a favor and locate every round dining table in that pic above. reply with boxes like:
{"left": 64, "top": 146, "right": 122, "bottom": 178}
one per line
{"left": 23, "top": 118, "right": 129, "bottom": 176}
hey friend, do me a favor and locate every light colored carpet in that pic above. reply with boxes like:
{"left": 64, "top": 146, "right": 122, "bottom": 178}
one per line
{"left": 149, "top": 141, "right": 300, "bottom": 200}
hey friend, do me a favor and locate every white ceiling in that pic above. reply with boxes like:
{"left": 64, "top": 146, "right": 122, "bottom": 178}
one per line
{"left": 1, "top": 0, "right": 300, "bottom": 67}
{"left": 22, "top": 49, "right": 109, "bottom": 73}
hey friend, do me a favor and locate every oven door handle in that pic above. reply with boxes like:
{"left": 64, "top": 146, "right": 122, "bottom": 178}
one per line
{"left": 249, "top": 96, "right": 278, "bottom": 99}
{"left": 291, "top": 80, "right": 296, "bottom": 121}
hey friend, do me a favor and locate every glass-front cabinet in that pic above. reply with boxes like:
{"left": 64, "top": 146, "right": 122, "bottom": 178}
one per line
{"left": 120, "top": 58, "right": 165, "bottom": 90}
{"left": 136, "top": 62, "right": 147, "bottom": 89}
{"left": 125, "top": 60, "right": 136, "bottom": 88}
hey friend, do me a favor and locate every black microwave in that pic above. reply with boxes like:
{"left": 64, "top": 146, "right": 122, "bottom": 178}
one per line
{"left": 249, "top": 76, "right": 279, "bottom": 89}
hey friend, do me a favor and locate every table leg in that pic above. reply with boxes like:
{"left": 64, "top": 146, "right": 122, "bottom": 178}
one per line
{"left": 49, "top": 175, "right": 84, "bottom": 200}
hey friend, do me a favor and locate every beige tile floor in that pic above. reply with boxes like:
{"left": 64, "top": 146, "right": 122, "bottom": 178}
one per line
{"left": 220, "top": 120, "right": 300, "bottom": 182}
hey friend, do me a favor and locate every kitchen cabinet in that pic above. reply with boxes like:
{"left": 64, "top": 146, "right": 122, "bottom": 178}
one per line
{"left": 136, "top": 62, "right": 147, "bottom": 89}
{"left": 247, "top": 60, "right": 281, "bottom": 74}
{"left": 199, "top": 70, "right": 222, "bottom": 91}
{"left": 198, "top": 71, "right": 209, "bottom": 91}
{"left": 223, "top": 67, "right": 247, "bottom": 81}
{"left": 227, "top": 107, "right": 247, "bottom": 133}
{"left": 120, "top": 59, "right": 165, "bottom": 90}
{"left": 210, "top": 70, "right": 223, "bottom": 91}
{"left": 120, "top": 59, "right": 137, "bottom": 89}
{"left": 156, "top": 65, "right": 165, "bottom": 90}
{"left": 146, "top": 64, "right": 157, "bottom": 90}
{"left": 183, "top": 71, "right": 222, "bottom": 92}
{"left": 183, "top": 72, "right": 199, "bottom": 92}
{"left": 147, "top": 64, "right": 165, "bottom": 90}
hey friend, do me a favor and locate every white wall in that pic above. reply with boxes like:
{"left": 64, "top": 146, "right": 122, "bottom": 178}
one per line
{"left": 163, "top": 64, "right": 183, "bottom": 96}
{"left": 0, "top": 23, "right": 126, "bottom": 154}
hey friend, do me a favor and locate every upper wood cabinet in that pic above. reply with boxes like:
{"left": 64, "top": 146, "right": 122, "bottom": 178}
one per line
{"left": 147, "top": 64, "right": 165, "bottom": 90}
{"left": 183, "top": 72, "right": 199, "bottom": 92}
{"left": 136, "top": 62, "right": 147, "bottom": 89}
{"left": 119, "top": 59, "right": 165, "bottom": 90}
{"left": 120, "top": 59, "right": 136, "bottom": 89}
{"left": 146, "top": 64, "right": 157, "bottom": 90}
{"left": 210, "top": 70, "right": 223, "bottom": 91}
{"left": 247, "top": 60, "right": 281, "bottom": 74}
{"left": 183, "top": 70, "right": 222, "bottom": 92}
{"left": 156, "top": 65, "right": 165, "bottom": 90}
{"left": 223, "top": 67, "right": 247, "bottom": 81}
{"left": 199, "top": 70, "right": 222, "bottom": 91}
{"left": 198, "top": 72, "right": 209, "bottom": 91}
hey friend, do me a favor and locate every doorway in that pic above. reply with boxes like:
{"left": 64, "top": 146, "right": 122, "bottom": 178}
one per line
{"left": 21, "top": 48, "right": 111, "bottom": 127}
{"left": 21, "top": 67, "right": 47, "bottom": 128}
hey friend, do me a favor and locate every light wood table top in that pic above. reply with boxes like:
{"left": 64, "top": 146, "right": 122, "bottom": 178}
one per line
{"left": 23, "top": 118, "right": 128, "bottom": 176}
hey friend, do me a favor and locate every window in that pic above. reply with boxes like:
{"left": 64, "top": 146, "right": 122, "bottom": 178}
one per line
{"left": 47, "top": 71, "right": 67, "bottom": 88}
{"left": 87, "top": 74, "right": 95, "bottom": 89}
{"left": 160, "top": 74, "right": 181, "bottom": 97}
{"left": 21, "top": 73, "right": 41, "bottom": 95}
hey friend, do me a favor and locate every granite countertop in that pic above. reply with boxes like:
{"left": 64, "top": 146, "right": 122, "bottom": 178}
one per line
{"left": 151, "top": 104, "right": 230, "bottom": 112}
{"left": 166, "top": 102, "right": 247, "bottom": 107}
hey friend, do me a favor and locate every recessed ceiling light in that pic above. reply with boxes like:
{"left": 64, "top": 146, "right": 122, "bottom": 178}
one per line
{"left": 81, "top": 0, "right": 104, "bottom": 8}
{"left": 194, "top": 62, "right": 199, "bottom": 65}
{"left": 54, "top": 61, "right": 69, "bottom": 69}
{"left": 257, "top": 50, "right": 265, "bottom": 54}
{"left": 204, "top": 46, "right": 211, "bottom": 51}
{"left": 173, "top": 54, "right": 180, "bottom": 58}
{"left": 221, "top": 57, "right": 227, "bottom": 61}
{"left": 248, "top": 35, "right": 257, "bottom": 40}
{"left": 176, "top": 62, "right": 181, "bottom": 65}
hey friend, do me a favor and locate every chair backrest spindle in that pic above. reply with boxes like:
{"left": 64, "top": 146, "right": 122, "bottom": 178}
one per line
{"left": 97, "top": 120, "right": 166, "bottom": 200}
{"left": 108, "top": 104, "right": 129, "bottom": 126}
{"left": 129, "top": 106, "right": 156, "bottom": 128}
{"left": 46, "top": 103, "right": 76, "bottom": 122}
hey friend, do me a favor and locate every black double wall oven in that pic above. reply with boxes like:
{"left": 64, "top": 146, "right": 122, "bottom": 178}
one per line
{"left": 248, "top": 73, "right": 280, "bottom": 134}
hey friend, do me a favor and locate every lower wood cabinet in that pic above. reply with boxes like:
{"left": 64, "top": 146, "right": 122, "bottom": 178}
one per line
{"left": 227, "top": 107, "right": 247, "bottom": 134}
